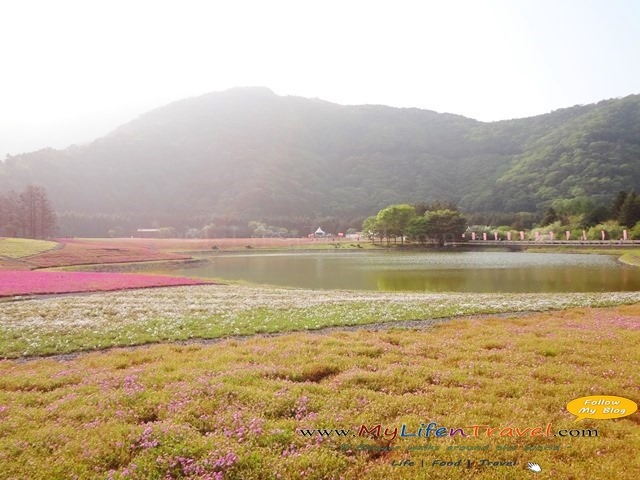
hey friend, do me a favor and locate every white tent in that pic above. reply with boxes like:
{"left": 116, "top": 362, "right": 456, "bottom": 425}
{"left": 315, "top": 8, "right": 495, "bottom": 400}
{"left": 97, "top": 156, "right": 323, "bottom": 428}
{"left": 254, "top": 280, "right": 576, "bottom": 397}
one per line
{"left": 314, "top": 227, "right": 325, "bottom": 236}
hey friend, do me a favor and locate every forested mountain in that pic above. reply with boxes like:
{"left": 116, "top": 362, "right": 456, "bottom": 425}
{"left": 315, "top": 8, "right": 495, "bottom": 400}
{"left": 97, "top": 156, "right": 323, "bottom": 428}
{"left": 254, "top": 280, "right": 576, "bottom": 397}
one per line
{"left": 1, "top": 87, "right": 639, "bottom": 236}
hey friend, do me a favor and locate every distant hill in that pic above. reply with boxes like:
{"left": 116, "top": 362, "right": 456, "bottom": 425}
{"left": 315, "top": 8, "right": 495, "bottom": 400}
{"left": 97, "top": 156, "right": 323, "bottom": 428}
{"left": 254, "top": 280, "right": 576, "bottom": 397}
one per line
{"left": 1, "top": 87, "right": 639, "bottom": 235}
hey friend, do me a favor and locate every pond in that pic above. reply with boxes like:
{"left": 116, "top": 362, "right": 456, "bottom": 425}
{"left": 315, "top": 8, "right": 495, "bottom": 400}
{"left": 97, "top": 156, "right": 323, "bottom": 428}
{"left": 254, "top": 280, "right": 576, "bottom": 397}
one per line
{"left": 153, "top": 251, "right": 640, "bottom": 293}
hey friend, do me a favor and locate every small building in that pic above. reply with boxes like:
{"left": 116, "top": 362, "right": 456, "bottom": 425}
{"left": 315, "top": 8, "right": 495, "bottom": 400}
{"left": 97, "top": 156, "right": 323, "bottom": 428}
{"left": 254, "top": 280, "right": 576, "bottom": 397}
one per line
{"left": 137, "top": 228, "right": 161, "bottom": 238}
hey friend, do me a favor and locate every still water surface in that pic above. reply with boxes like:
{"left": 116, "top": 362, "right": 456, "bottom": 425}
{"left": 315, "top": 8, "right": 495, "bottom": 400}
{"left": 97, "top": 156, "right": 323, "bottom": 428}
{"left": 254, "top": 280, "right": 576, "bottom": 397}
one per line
{"left": 158, "top": 251, "right": 640, "bottom": 293}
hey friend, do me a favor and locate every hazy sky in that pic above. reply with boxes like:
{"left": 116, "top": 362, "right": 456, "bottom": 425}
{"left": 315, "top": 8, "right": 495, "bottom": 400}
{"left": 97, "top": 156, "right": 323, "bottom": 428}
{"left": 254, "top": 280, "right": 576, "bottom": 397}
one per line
{"left": 1, "top": 0, "right": 639, "bottom": 157}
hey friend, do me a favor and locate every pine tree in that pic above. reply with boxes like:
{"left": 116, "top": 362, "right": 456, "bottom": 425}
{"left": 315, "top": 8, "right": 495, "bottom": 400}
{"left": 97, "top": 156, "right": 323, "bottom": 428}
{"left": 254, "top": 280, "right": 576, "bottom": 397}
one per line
{"left": 37, "top": 187, "right": 57, "bottom": 238}
{"left": 540, "top": 207, "right": 558, "bottom": 226}
{"left": 0, "top": 191, "right": 20, "bottom": 237}
{"left": 619, "top": 191, "right": 640, "bottom": 228}
{"left": 0, "top": 192, "right": 6, "bottom": 234}
{"left": 611, "top": 190, "right": 627, "bottom": 220}
{"left": 16, "top": 185, "right": 57, "bottom": 238}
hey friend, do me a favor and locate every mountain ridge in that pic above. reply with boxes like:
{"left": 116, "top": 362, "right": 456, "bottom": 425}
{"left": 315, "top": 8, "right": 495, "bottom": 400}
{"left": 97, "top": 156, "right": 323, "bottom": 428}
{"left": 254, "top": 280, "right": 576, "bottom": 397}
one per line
{"left": 1, "top": 88, "right": 639, "bottom": 235}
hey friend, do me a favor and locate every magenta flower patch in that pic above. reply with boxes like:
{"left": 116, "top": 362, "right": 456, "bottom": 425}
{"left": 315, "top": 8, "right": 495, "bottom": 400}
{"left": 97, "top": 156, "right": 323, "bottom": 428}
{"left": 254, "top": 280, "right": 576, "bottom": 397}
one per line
{"left": 0, "top": 270, "right": 212, "bottom": 297}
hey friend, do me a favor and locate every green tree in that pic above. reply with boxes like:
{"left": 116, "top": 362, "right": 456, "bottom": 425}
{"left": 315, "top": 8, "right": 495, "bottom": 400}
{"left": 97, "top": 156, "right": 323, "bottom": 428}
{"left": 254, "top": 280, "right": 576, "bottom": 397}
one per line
{"left": 586, "top": 221, "right": 625, "bottom": 240}
{"left": 414, "top": 202, "right": 429, "bottom": 216}
{"left": 425, "top": 200, "right": 458, "bottom": 212}
{"left": 17, "top": 185, "right": 57, "bottom": 239}
{"left": 580, "top": 204, "right": 609, "bottom": 228}
{"left": 0, "top": 192, "right": 15, "bottom": 236}
{"left": 406, "top": 216, "right": 430, "bottom": 244}
{"left": 610, "top": 190, "right": 628, "bottom": 220}
{"left": 376, "top": 204, "right": 416, "bottom": 245}
{"left": 422, "top": 209, "right": 468, "bottom": 246}
{"left": 619, "top": 191, "right": 640, "bottom": 227}
{"left": 362, "top": 216, "right": 380, "bottom": 244}
{"left": 540, "top": 207, "right": 558, "bottom": 226}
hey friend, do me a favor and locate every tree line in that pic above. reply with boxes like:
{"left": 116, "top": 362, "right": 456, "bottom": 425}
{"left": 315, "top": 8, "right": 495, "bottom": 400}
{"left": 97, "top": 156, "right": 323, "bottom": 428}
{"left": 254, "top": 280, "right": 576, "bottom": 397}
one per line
{"left": 363, "top": 192, "right": 640, "bottom": 246}
{"left": 537, "top": 190, "right": 640, "bottom": 240}
{"left": 0, "top": 186, "right": 57, "bottom": 239}
{"left": 362, "top": 202, "right": 467, "bottom": 246}
{"left": 52, "top": 211, "right": 363, "bottom": 239}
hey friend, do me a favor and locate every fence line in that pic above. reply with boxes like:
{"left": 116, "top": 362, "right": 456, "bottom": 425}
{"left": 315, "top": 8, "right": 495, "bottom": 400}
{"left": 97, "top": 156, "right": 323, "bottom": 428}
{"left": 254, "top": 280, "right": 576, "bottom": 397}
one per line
{"left": 447, "top": 240, "right": 640, "bottom": 246}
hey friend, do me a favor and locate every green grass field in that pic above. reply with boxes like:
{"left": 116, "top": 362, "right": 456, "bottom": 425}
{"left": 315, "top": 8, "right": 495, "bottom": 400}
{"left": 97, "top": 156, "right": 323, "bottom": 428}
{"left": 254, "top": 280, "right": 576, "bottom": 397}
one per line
{"left": 0, "top": 238, "right": 58, "bottom": 258}
{"left": 0, "top": 304, "right": 638, "bottom": 479}
{"left": 2, "top": 285, "right": 640, "bottom": 358}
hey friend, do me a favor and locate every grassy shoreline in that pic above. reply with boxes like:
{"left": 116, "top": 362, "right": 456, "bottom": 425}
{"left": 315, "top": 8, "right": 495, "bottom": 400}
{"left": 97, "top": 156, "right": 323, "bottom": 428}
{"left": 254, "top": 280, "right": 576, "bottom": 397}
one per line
{"left": 2, "top": 284, "right": 640, "bottom": 359}
{"left": 619, "top": 251, "right": 640, "bottom": 266}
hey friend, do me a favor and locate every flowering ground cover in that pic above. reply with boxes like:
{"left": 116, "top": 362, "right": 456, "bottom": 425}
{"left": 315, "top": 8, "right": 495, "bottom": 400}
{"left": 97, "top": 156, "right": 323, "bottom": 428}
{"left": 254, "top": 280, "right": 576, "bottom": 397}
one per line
{"left": 62, "top": 237, "right": 319, "bottom": 252}
{"left": 0, "top": 238, "right": 58, "bottom": 258}
{"left": 0, "top": 305, "right": 637, "bottom": 479}
{"left": 0, "top": 271, "right": 212, "bottom": 298}
{"left": 2, "top": 284, "right": 640, "bottom": 358}
{"left": 0, "top": 257, "right": 31, "bottom": 271}
{"left": 25, "top": 240, "right": 190, "bottom": 268}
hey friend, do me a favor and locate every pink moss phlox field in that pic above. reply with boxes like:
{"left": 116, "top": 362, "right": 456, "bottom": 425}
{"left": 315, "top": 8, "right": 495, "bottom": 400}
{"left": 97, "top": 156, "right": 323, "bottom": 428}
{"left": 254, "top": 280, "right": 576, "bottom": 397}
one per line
{"left": 0, "top": 271, "right": 212, "bottom": 297}
{"left": 564, "top": 313, "right": 640, "bottom": 331}
{"left": 25, "top": 241, "right": 189, "bottom": 269}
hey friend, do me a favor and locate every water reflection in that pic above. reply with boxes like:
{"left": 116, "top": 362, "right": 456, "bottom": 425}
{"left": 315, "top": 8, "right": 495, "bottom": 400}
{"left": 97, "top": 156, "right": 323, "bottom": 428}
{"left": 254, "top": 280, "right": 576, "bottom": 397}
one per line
{"left": 155, "top": 251, "right": 640, "bottom": 293}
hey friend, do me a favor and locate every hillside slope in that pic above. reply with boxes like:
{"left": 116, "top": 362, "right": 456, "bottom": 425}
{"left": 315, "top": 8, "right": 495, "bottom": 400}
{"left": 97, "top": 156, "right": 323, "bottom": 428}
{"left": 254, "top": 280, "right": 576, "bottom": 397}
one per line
{"left": 1, "top": 88, "right": 639, "bottom": 232}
